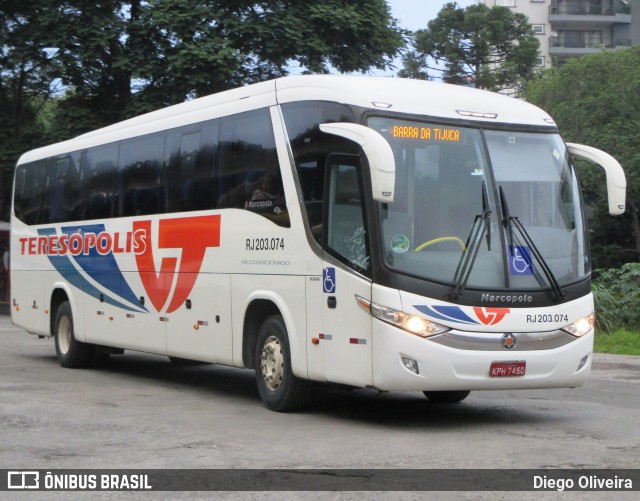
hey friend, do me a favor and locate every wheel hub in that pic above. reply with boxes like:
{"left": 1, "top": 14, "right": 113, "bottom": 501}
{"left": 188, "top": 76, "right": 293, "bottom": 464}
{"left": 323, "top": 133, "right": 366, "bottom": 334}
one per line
{"left": 260, "top": 335, "right": 284, "bottom": 391}
{"left": 58, "top": 317, "right": 71, "bottom": 354}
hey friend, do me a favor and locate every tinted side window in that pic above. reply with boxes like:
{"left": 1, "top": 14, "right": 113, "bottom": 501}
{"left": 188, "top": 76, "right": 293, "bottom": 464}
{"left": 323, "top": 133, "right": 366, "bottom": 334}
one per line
{"left": 14, "top": 160, "right": 48, "bottom": 225}
{"left": 120, "top": 133, "right": 164, "bottom": 217}
{"left": 217, "top": 109, "right": 288, "bottom": 227}
{"left": 281, "top": 101, "right": 356, "bottom": 242}
{"left": 48, "top": 153, "right": 82, "bottom": 223}
{"left": 82, "top": 144, "right": 119, "bottom": 220}
{"left": 165, "top": 121, "right": 218, "bottom": 213}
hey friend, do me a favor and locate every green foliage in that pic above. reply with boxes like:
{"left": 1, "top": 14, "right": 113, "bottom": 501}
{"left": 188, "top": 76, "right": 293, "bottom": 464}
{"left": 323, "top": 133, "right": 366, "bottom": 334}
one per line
{"left": 0, "top": 0, "right": 58, "bottom": 217}
{"left": 526, "top": 47, "right": 640, "bottom": 268}
{"left": 402, "top": 2, "right": 539, "bottom": 92}
{"left": 591, "top": 281, "right": 617, "bottom": 333}
{"left": 48, "top": 0, "right": 404, "bottom": 118}
{"left": 594, "top": 329, "right": 640, "bottom": 356}
{"left": 0, "top": 0, "right": 405, "bottom": 219}
{"left": 592, "top": 263, "right": 640, "bottom": 332}
{"left": 397, "top": 51, "right": 429, "bottom": 80}
{"left": 132, "top": 0, "right": 404, "bottom": 107}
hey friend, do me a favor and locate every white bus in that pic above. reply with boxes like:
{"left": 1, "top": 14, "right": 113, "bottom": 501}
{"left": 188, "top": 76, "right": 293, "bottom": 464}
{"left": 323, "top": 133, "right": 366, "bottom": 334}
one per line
{"left": 11, "top": 76, "right": 626, "bottom": 411}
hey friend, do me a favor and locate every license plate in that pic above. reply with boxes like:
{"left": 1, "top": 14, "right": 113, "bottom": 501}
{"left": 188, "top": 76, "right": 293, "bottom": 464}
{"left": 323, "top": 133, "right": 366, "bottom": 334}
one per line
{"left": 489, "top": 361, "right": 526, "bottom": 377}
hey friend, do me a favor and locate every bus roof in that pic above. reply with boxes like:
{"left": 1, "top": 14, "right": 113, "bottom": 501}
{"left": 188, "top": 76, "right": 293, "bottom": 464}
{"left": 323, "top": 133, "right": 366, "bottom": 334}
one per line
{"left": 18, "top": 75, "right": 556, "bottom": 164}
{"left": 275, "top": 75, "right": 555, "bottom": 127}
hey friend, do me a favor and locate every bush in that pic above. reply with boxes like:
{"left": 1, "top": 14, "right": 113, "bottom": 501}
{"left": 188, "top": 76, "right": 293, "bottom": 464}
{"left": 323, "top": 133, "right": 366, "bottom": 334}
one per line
{"left": 591, "top": 282, "right": 617, "bottom": 333}
{"left": 592, "top": 263, "right": 640, "bottom": 332}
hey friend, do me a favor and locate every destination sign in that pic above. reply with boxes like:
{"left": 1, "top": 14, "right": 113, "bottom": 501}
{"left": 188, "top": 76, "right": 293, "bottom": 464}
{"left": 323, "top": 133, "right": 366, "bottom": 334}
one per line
{"left": 390, "top": 125, "right": 461, "bottom": 142}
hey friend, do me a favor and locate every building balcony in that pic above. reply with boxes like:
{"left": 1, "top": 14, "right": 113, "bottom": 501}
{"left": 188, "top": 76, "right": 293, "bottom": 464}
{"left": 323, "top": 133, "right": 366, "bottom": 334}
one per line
{"left": 549, "top": 35, "right": 631, "bottom": 56}
{"left": 549, "top": 0, "right": 631, "bottom": 25}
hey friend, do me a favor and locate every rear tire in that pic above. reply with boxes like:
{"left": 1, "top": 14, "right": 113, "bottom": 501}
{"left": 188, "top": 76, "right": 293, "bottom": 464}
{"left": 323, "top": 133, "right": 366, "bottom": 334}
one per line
{"left": 54, "top": 301, "right": 93, "bottom": 368}
{"left": 254, "top": 315, "right": 311, "bottom": 412}
{"left": 423, "top": 390, "right": 471, "bottom": 404}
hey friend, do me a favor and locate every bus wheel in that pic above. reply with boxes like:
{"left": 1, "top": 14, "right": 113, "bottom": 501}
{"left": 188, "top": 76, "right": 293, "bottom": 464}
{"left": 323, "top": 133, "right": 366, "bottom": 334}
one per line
{"left": 54, "top": 301, "right": 93, "bottom": 368}
{"left": 423, "top": 390, "right": 470, "bottom": 404}
{"left": 254, "top": 315, "right": 311, "bottom": 412}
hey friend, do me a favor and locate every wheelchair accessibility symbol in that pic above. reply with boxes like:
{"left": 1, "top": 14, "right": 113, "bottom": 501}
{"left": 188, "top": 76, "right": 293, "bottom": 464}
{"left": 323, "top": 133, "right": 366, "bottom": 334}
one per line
{"left": 509, "top": 246, "right": 533, "bottom": 276}
{"left": 323, "top": 267, "right": 336, "bottom": 293}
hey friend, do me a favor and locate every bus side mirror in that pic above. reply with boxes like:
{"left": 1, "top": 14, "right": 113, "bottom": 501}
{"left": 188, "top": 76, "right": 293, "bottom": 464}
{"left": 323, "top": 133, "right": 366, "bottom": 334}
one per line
{"left": 567, "top": 143, "right": 626, "bottom": 216}
{"left": 319, "top": 123, "right": 395, "bottom": 203}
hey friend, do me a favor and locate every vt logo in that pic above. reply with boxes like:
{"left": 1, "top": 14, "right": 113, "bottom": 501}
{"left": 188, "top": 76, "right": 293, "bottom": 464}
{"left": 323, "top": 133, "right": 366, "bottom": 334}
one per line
{"left": 134, "top": 215, "right": 221, "bottom": 313}
{"left": 413, "top": 304, "right": 510, "bottom": 326}
{"left": 473, "top": 307, "right": 510, "bottom": 325}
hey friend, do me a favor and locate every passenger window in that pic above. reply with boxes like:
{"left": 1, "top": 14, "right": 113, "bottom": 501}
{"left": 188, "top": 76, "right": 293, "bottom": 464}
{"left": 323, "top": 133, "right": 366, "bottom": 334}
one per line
{"left": 165, "top": 121, "right": 218, "bottom": 213}
{"left": 49, "top": 153, "right": 82, "bottom": 223}
{"left": 82, "top": 144, "right": 119, "bottom": 220}
{"left": 14, "top": 160, "right": 48, "bottom": 225}
{"left": 325, "top": 156, "right": 370, "bottom": 273}
{"left": 120, "top": 134, "right": 164, "bottom": 217}
{"left": 217, "top": 109, "right": 288, "bottom": 227}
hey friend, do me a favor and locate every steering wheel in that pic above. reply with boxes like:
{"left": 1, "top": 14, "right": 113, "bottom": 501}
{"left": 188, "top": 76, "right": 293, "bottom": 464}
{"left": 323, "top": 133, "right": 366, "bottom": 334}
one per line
{"left": 414, "top": 237, "right": 466, "bottom": 252}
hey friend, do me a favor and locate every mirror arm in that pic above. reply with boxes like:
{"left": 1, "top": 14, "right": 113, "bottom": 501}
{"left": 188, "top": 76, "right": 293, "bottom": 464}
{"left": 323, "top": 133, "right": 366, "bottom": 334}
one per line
{"left": 320, "top": 123, "right": 395, "bottom": 203}
{"left": 567, "top": 142, "right": 626, "bottom": 216}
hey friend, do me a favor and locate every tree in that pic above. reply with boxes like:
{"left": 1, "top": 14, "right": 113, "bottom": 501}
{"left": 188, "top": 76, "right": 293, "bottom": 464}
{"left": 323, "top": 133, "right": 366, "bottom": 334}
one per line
{"left": 43, "top": 0, "right": 404, "bottom": 138}
{"left": 0, "top": 0, "right": 405, "bottom": 218}
{"left": 0, "top": 0, "right": 60, "bottom": 218}
{"left": 401, "top": 2, "right": 539, "bottom": 92}
{"left": 526, "top": 47, "right": 640, "bottom": 268}
{"left": 397, "top": 50, "right": 429, "bottom": 80}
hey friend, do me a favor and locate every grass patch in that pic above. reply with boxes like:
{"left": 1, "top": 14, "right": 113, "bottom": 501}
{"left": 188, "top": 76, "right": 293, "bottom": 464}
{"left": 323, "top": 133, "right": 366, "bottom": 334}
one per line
{"left": 594, "top": 329, "right": 640, "bottom": 356}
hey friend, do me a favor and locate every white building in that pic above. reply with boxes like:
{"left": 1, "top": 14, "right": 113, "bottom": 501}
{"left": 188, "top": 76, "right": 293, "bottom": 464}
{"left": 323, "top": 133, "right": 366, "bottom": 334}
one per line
{"left": 484, "top": 0, "right": 638, "bottom": 67}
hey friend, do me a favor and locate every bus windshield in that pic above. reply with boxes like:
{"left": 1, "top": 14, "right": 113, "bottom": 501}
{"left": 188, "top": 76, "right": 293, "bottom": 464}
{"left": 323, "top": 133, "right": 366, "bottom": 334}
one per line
{"left": 367, "top": 117, "right": 589, "bottom": 292}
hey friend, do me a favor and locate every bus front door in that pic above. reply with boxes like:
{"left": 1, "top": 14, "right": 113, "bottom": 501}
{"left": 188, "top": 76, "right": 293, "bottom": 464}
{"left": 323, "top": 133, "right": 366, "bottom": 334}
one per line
{"left": 314, "top": 155, "right": 373, "bottom": 387}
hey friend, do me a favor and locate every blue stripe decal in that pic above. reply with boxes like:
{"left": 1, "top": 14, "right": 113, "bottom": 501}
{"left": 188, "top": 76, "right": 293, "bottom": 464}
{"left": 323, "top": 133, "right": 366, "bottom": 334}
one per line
{"left": 38, "top": 228, "right": 143, "bottom": 313}
{"left": 413, "top": 304, "right": 479, "bottom": 325}
{"left": 61, "top": 225, "right": 146, "bottom": 311}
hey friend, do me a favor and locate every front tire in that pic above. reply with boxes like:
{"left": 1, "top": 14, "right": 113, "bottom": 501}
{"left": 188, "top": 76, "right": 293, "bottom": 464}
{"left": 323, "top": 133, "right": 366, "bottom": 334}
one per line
{"left": 254, "top": 315, "right": 311, "bottom": 412}
{"left": 54, "top": 301, "right": 93, "bottom": 368}
{"left": 423, "top": 390, "right": 471, "bottom": 404}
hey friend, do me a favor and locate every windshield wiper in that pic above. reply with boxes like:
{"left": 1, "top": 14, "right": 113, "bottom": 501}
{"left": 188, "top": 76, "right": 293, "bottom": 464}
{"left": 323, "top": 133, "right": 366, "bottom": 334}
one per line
{"left": 499, "top": 187, "right": 564, "bottom": 301}
{"left": 452, "top": 181, "right": 492, "bottom": 299}
{"left": 482, "top": 179, "right": 491, "bottom": 251}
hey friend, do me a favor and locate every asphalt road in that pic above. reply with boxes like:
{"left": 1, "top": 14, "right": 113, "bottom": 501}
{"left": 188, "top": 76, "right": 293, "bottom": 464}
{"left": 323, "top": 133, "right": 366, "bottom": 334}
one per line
{"left": 1, "top": 311, "right": 639, "bottom": 496}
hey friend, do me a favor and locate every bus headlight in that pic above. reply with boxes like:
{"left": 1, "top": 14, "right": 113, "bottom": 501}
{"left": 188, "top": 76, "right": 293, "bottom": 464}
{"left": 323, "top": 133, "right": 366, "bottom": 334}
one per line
{"left": 355, "top": 296, "right": 449, "bottom": 338}
{"left": 562, "top": 313, "right": 595, "bottom": 337}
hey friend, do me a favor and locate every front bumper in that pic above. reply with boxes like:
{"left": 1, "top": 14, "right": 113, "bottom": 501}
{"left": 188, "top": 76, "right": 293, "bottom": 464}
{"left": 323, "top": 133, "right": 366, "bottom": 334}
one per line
{"left": 371, "top": 320, "right": 593, "bottom": 391}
